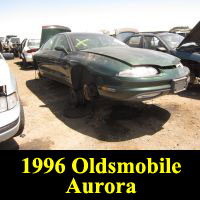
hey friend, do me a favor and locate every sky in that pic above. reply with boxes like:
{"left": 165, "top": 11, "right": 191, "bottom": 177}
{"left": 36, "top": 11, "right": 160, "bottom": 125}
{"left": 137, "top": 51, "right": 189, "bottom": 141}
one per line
{"left": 0, "top": 0, "right": 199, "bottom": 40}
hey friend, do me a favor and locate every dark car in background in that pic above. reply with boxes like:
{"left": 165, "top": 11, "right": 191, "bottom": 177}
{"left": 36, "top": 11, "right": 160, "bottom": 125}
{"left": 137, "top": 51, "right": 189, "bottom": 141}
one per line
{"left": 124, "top": 21, "right": 200, "bottom": 83}
{"left": 33, "top": 32, "right": 189, "bottom": 106}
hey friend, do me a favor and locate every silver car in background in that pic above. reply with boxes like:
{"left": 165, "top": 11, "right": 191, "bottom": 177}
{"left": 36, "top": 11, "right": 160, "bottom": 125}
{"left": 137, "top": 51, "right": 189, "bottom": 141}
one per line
{"left": 19, "top": 39, "right": 40, "bottom": 67}
{"left": 0, "top": 53, "right": 25, "bottom": 143}
{"left": 7, "top": 37, "right": 21, "bottom": 57}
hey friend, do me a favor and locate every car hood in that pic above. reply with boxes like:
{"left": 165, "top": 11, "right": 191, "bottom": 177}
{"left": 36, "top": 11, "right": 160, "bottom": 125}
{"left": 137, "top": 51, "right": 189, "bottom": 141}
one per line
{"left": 177, "top": 21, "right": 200, "bottom": 48}
{"left": 0, "top": 59, "right": 16, "bottom": 94}
{"left": 84, "top": 46, "right": 180, "bottom": 67}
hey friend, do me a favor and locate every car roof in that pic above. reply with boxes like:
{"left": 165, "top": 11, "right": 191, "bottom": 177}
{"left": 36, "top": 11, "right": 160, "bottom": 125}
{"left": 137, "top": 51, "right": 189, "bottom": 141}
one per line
{"left": 135, "top": 32, "right": 177, "bottom": 36}
{"left": 63, "top": 32, "right": 103, "bottom": 35}
{"left": 60, "top": 32, "right": 106, "bottom": 38}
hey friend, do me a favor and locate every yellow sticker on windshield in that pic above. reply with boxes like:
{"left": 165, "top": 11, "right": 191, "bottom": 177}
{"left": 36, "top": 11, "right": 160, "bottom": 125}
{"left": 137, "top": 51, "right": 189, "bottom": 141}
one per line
{"left": 75, "top": 39, "right": 89, "bottom": 48}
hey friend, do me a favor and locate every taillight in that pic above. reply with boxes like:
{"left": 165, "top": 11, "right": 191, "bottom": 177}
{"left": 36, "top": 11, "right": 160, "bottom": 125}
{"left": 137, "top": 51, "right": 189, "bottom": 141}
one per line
{"left": 26, "top": 48, "right": 38, "bottom": 53}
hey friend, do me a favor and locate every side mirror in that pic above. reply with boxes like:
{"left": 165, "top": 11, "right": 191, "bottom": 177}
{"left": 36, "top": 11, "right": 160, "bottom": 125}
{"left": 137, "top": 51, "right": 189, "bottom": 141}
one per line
{"left": 2, "top": 53, "right": 14, "bottom": 60}
{"left": 156, "top": 47, "right": 167, "bottom": 52}
{"left": 55, "top": 46, "right": 68, "bottom": 55}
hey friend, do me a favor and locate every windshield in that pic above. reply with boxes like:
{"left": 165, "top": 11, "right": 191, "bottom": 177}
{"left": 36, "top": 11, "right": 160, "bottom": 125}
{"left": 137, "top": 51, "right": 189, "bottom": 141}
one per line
{"left": 160, "top": 33, "right": 184, "bottom": 49}
{"left": 69, "top": 33, "right": 127, "bottom": 50}
{"left": 11, "top": 38, "right": 20, "bottom": 43}
{"left": 28, "top": 39, "right": 40, "bottom": 47}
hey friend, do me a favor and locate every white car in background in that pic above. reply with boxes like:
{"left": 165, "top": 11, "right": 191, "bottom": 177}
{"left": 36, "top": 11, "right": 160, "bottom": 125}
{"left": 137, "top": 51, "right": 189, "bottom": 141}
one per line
{"left": 0, "top": 53, "right": 25, "bottom": 143}
{"left": 19, "top": 39, "right": 40, "bottom": 67}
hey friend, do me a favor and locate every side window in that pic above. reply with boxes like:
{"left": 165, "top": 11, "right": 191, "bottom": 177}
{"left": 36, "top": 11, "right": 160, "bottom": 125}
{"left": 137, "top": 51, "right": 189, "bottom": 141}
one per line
{"left": 53, "top": 35, "right": 71, "bottom": 52}
{"left": 127, "top": 36, "right": 142, "bottom": 48}
{"left": 41, "top": 36, "right": 57, "bottom": 51}
{"left": 143, "top": 36, "right": 165, "bottom": 50}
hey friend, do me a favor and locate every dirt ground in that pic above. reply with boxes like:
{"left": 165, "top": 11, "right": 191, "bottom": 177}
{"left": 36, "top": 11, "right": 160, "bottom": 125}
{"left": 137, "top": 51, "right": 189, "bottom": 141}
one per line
{"left": 0, "top": 58, "right": 200, "bottom": 150}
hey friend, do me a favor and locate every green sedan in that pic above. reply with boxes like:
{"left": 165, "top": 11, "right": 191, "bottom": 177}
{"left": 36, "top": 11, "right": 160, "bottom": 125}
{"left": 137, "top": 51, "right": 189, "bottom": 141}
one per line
{"left": 33, "top": 32, "right": 190, "bottom": 106}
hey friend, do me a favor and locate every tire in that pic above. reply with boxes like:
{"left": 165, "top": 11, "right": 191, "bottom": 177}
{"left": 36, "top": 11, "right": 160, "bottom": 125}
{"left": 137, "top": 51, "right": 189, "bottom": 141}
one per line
{"left": 2, "top": 53, "right": 14, "bottom": 60}
{"left": 15, "top": 103, "right": 25, "bottom": 137}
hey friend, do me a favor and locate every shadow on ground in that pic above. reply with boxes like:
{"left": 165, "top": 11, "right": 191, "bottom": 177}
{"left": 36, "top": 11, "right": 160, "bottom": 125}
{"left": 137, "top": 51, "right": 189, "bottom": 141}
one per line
{"left": 15, "top": 61, "right": 34, "bottom": 71}
{"left": 0, "top": 139, "right": 19, "bottom": 150}
{"left": 179, "top": 84, "right": 200, "bottom": 100}
{"left": 26, "top": 79, "right": 171, "bottom": 142}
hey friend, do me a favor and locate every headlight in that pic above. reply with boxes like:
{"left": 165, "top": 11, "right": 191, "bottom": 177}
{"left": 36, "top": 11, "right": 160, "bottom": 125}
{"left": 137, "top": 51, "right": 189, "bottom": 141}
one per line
{"left": 0, "top": 96, "right": 7, "bottom": 113}
{"left": 117, "top": 67, "right": 158, "bottom": 78}
{"left": 7, "top": 93, "right": 18, "bottom": 110}
{"left": 0, "top": 93, "right": 18, "bottom": 113}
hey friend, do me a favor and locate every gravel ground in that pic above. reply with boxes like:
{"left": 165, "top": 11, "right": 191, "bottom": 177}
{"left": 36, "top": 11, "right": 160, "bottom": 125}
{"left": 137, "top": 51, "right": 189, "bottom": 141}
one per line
{"left": 0, "top": 58, "right": 200, "bottom": 150}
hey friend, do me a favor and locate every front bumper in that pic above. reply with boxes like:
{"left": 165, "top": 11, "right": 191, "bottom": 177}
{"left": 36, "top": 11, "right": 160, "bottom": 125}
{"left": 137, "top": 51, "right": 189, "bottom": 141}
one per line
{"left": 0, "top": 102, "right": 21, "bottom": 143}
{"left": 98, "top": 74, "right": 190, "bottom": 102}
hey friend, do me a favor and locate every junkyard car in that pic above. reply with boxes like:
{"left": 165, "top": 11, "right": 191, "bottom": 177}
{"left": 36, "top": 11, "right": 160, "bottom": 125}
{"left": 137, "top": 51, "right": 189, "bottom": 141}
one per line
{"left": 19, "top": 39, "right": 40, "bottom": 67}
{"left": 33, "top": 32, "right": 190, "bottom": 106}
{"left": 3, "top": 35, "right": 17, "bottom": 52}
{"left": 124, "top": 21, "right": 200, "bottom": 83}
{"left": 7, "top": 37, "right": 21, "bottom": 57}
{"left": 0, "top": 53, "right": 24, "bottom": 142}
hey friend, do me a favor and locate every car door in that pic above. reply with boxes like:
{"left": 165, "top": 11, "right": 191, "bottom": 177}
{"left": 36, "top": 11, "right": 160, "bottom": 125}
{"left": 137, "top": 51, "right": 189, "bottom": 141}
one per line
{"left": 21, "top": 39, "right": 27, "bottom": 54}
{"left": 37, "top": 35, "right": 58, "bottom": 79}
{"left": 49, "top": 34, "right": 72, "bottom": 84}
